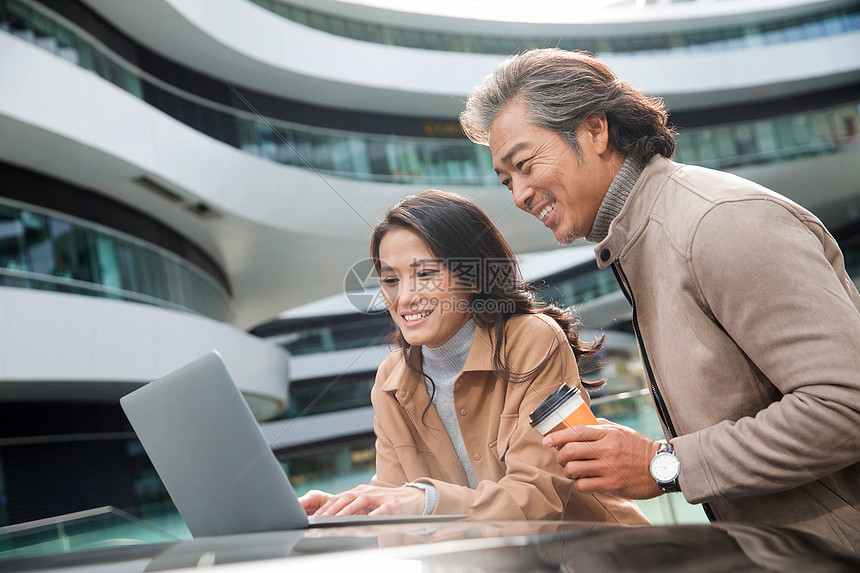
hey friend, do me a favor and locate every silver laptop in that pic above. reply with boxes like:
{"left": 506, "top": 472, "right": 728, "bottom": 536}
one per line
{"left": 121, "top": 350, "right": 462, "bottom": 537}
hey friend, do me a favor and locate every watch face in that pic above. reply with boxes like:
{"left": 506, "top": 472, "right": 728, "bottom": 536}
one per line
{"left": 650, "top": 452, "right": 680, "bottom": 482}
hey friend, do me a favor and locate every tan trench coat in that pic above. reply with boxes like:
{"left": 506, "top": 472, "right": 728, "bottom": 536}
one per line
{"left": 370, "top": 313, "right": 649, "bottom": 524}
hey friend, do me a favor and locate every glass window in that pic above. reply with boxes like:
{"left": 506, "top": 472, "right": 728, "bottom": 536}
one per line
{"left": 31, "top": 10, "right": 56, "bottom": 47}
{"left": 308, "top": 11, "right": 328, "bottom": 32}
{"left": 422, "top": 31, "right": 446, "bottom": 51}
{"left": 53, "top": 26, "right": 80, "bottom": 64}
{"left": 180, "top": 266, "right": 199, "bottom": 312}
{"left": 0, "top": 205, "right": 26, "bottom": 280}
{"left": 805, "top": 111, "right": 831, "bottom": 151}
{"left": 291, "top": 6, "right": 310, "bottom": 26}
{"left": 348, "top": 137, "right": 371, "bottom": 174}
{"left": 94, "top": 233, "right": 121, "bottom": 293}
{"left": 444, "top": 34, "right": 467, "bottom": 52}
{"left": 830, "top": 106, "right": 860, "bottom": 141}
{"left": 127, "top": 243, "right": 153, "bottom": 298}
{"left": 7, "top": 0, "right": 32, "bottom": 34}
{"left": 846, "top": 11, "right": 860, "bottom": 33}
{"left": 792, "top": 114, "right": 814, "bottom": 148}
{"left": 90, "top": 49, "right": 112, "bottom": 80}
{"left": 0, "top": 204, "right": 24, "bottom": 270}
{"left": 236, "top": 118, "right": 260, "bottom": 152}
{"left": 774, "top": 117, "right": 799, "bottom": 151}
{"left": 823, "top": 14, "right": 843, "bottom": 35}
{"left": 733, "top": 124, "right": 757, "bottom": 158}
{"left": 803, "top": 18, "right": 827, "bottom": 40}
{"left": 0, "top": 1, "right": 9, "bottom": 31}
{"left": 113, "top": 240, "right": 140, "bottom": 294}
{"left": 344, "top": 19, "right": 366, "bottom": 40}
{"left": 310, "top": 134, "right": 333, "bottom": 171}
{"left": 280, "top": 372, "right": 376, "bottom": 418}
{"left": 378, "top": 26, "right": 396, "bottom": 46}
{"left": 179, "top": 267, "right": 197, "bottom": 313}
{"left": 714, "top": 129, "right": 739, "bottom": 163}
{"left": 70, "top": 224, "right": 98, "bottom": 283}
{"left": 0, "top": 197, "right": 231, "bottom": 320}
{"left": 695, "top": 130, "right": 718, "bottom": 165}
{"left": 686, "top": 131, "right": 710, "bottom": 164}
{"left": 673, "top": 133, "right": 690, "bottom": 164}
{"left": 329, "top": 137, "right": 357, "bottom": 174}
{"left": 365, "top": 23, "right": 384, "bottom": 44}
{"left": 161, "top": 257, "right": 184, "bottom": 308}
{"left": 280, "top": 327, "right": 331, "bottom": 355}
{"left": 20, "top": 211, "right": 54, "bottom": 275}
{"left": 402, "top": 29, "right": 420, "bottom": 47}
{"left": 74, "top": 40, "right": 94, "bottom": 71}
{"left": 329, "top": 17, "right": 347, "bottom": 37}
{"left": 145, "top": 248, "right": 169, "bottom": 302}
{"left": 783, "top": 20, "right": 805, "bottom": 42}
{"left": 285, "top": 128, "right": 305, "bottom": 161}
{"left": 367, "top": 140, "right": 389, "bottom": 176}
{"left": 49, "top": 219, "right": 78, "bottom": 280}
{"left": 463, "top": 35, "right": 480, "bottom": 53}
{"left": 753, "top": 122, "right": 779, "bottom": 161}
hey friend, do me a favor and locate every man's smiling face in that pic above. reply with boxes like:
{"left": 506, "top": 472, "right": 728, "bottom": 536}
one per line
{"left": 488, "top": 101, "right": 619, "bottom": 244}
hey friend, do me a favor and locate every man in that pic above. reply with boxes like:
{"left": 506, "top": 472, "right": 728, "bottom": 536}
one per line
{"left": 460, "top": 48, "right": 860, "bottom": 551}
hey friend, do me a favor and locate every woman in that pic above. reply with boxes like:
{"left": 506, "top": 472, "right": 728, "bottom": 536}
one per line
{"left": 299, "top": 190, "right": 648, "bottom": 523}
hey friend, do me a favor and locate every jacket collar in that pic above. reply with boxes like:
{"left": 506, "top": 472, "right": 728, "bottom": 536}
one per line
{"left": 379, "top": 321, "right": 498, "bottom": 398}
{"left": 594, "top": 156, "right": 682, "bottom": 269}
{"left": 376, "top": 322, "right": 499, "bottom": 487}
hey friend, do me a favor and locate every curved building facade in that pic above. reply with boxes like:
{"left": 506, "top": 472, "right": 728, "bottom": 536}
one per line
{"left": 0, "top": 0, "right": 858, "bottom": 533}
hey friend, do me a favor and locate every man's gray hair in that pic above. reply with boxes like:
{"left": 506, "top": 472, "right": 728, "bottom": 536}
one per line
{"left": 460, "top": 49, "right": 675, "bottom": 163}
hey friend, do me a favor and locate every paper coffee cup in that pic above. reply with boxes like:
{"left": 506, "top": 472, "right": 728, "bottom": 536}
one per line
{"left": 529, "top": 383, "right": 599, "bottom": 435}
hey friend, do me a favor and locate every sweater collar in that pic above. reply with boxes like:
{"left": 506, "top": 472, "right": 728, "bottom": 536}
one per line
{"left": 380, "top": 320, "right": 497, "bottom": 394}
{"left": 593, "top": 155, "right": 682, "bottom": 269}
{"left": 586, "top": 156, "right": 645, "bottom": 243}
{"left": 421, "top": 319, "right": 475, "bottom": 376}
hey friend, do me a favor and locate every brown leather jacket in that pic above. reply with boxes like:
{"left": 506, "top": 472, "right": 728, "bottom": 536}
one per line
{"left": 596, "top": 156, "right": 860, "bottom": 550}
{"left": 370, "top": 313, "right": 649, "bottom": 524}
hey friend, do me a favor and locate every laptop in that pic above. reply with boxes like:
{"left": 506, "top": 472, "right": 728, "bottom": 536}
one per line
{"left": 121, "top": 350, "right": 463, "bottom": 537}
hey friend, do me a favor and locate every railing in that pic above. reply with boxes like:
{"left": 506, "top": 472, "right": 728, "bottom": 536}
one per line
{"left": 0, "top": 197, "right": 234, "bottom": 322}
{"left": 2, "top": 0, "right": 858, "bottom": 186}
{"left": 251, "top": 0, "right": 860, "bottom": 57}
{"left": 0, "top": 506, "right": 179, "bottom": 558}
{"left": 591, "top": 388, "right": 662, "bottom": 438}
{"left": 590, "top": 388, "right": 702, "bottom": 524}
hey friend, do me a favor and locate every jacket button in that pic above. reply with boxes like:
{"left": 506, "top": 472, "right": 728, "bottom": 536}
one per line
{"left": 473, "top": 453, "right": 481, "bottom": 460}
{"left": 599, "top": 248, "right": 611, "bottom": 262}
{"left": 460, "top": 408, "right": 468, "bottom": 416}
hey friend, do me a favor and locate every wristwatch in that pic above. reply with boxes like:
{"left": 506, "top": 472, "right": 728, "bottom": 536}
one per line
{"left": 649, "top": 441, "right": 681, "bottom": 493}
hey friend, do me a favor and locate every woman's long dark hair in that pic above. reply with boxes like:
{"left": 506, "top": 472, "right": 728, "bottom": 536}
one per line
{"left": 370, "top": 190, "right": 605, "bottom": 404}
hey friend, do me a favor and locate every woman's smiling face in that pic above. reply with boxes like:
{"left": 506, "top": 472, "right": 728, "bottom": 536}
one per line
{"left": 377, "top": 227, "right": 474, "bottom": 348}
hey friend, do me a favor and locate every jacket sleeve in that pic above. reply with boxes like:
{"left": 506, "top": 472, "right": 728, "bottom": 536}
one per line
{"left": 675, "top": 198, "right": 860, "bottom": 503}
{"left": 416, "top": 321, "right": 648, "bottom": 524}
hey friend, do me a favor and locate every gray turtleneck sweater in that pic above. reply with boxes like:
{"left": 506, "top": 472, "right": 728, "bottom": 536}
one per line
{"left": 586, "top": 156, "right": 645, "bottom": 244}
{"left": 404, "top": 319, "right": 477, "bottom": 514}
{"left": 421, "top": 318, "right": 479, "bottom": 489}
